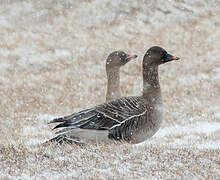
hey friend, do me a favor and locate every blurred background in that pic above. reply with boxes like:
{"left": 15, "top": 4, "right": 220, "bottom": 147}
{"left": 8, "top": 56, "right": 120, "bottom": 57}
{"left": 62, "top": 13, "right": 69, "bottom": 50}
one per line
{"left": 0, "top": 0, "right": 219, "bottom": 179}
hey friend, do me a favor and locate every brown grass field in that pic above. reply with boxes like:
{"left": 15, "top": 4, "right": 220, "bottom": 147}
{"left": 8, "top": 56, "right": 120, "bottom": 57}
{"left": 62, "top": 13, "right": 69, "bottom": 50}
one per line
{"left": 0, "top": 0, "right": 219, "bottom": 179}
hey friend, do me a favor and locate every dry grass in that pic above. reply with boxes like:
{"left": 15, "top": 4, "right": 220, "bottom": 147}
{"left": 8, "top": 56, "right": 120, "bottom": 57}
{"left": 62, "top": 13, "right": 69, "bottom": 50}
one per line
{"left": 0, "top": 143, "right": 219, "bottom": 179}
{"left": 0, "top": 0, "right": 220, "bottom": 179}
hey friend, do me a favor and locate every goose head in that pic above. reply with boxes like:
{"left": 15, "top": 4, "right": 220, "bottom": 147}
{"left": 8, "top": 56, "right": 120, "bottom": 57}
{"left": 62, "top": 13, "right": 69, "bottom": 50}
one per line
{"left": 143, "top": 46, "right": 180, "bottom": 67}
{"left": 106, "top": 51, "right": 138, "bottom": 69}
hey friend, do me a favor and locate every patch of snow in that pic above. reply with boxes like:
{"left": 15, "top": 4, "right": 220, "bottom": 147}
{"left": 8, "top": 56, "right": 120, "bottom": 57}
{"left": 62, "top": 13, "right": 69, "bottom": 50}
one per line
{"left": 213, "top": 68, "right": 220, "bottom": 80}
{"left": 155, "top": 122, "right": 220, "bottom": 137}
{"left": 215, "top": 112, "right": 220, "bottom": 118}
{"left": 23, "top": 126, "right": 36, "bottom": 136}
{"left": 55, "top": 49, "right": 71, "bottom": 58}
{"left": 14, "top": 170, "right": 80, "bottom": 180}
{"left": 0, "top": 17, "right": 11, "bottom": 28}
{"left": 138, "top": 122, "right": 220, "bottom": 150}
{"left": 177, "top": 73, "right": 210, "bottom": 85}
{"left": 197, "top": 142, "right": 220, "bottom": 149}
{"left": 37, "top": 114, "right": 57, "bottom": 123}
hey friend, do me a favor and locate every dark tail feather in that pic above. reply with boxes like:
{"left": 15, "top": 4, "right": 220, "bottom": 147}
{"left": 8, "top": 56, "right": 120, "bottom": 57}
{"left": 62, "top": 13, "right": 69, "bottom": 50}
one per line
{"left": 52, "top": 113, "right": 99, "bottom": 130}
{"left": 53, "top": 122, "right": 71, "bottom": 130}
{"left": 48, "top": 117, "right": 65, "bottom": 124}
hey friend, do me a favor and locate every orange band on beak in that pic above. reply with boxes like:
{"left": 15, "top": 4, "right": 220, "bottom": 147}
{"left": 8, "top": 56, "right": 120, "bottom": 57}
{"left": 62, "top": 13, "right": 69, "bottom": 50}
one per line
{"left": 172, "top": 56, "right": 180, "bottom": 60}
{"left": 126, "top": 54, "right": 138, "bottom": 60}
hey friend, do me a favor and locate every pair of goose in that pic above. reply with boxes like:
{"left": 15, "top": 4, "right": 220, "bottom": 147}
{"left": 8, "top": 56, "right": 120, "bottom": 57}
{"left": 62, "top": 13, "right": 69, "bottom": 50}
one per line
{"left": 48, "top": 46, "right": 180, "bottom": 145}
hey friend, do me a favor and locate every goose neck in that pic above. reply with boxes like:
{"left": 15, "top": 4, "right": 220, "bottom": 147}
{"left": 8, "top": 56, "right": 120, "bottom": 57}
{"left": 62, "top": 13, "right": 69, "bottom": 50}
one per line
{"left": 142, "top": 65, "right": 161, "bottom": 99}
{"left": 106, "top": 67, "right": 120, "bottom": 102}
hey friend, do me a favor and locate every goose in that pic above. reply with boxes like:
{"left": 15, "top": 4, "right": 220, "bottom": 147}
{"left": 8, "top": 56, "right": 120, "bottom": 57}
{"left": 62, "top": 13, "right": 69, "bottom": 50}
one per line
{"left": 105, "top": 51, "right": 138, "bottom": 102}
{"left": 48, "top": 46, "right": 180, "bottom": 144}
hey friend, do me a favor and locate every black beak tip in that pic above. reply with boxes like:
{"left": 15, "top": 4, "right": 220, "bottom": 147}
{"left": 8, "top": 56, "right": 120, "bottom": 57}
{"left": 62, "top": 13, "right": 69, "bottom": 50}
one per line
{"left": 164, "top": 53, "right": 180, "bottom": 62}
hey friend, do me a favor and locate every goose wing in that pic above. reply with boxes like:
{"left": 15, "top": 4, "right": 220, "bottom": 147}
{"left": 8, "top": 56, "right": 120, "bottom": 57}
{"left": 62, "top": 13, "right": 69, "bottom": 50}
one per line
{"left": 49, "top": 96, "right": 147, "bottom": 141}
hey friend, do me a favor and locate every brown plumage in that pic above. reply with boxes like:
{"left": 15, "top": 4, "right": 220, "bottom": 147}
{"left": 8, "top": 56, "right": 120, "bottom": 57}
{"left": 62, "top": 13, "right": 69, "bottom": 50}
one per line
{"left": 105, "top": 51, "right": 138, "bottom": 102}
{"left": 48, "top": 46, "right": 180, "bottom": 144}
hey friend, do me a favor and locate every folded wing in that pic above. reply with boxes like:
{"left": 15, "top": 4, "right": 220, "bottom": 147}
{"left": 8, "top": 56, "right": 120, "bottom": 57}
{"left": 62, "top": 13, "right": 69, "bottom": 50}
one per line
{"left": 49, "top": 96, "right": 146, "bottom": 142}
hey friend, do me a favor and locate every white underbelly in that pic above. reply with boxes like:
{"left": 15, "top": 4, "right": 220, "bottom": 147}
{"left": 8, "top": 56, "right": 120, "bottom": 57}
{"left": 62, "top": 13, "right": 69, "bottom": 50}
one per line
{"left": 65, "top": 129, "right": 110, "bottom": 143}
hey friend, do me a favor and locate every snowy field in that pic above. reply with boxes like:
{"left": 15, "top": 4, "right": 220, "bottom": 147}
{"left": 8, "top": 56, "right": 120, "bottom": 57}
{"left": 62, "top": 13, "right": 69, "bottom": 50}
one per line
{"left": 0, "top": 0, "right": 220, "bottom": 179}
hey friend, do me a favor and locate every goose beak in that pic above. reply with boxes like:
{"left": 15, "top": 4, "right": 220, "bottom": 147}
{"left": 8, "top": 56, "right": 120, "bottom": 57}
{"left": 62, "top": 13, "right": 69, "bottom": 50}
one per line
{"left": 163, "top": 53, "right": 180, "bottom": 62}
{"left": 126, "top": 54, "right": 138, "bottom": 60}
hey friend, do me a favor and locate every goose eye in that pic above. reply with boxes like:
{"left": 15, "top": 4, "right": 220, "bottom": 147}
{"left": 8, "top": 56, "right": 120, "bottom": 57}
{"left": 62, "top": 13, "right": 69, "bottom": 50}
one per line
{"left": 120, "top": 53, "right": 126, "bottom": 60}
{"left": 162, "top": 51, "right": 167, "bottom": 57}
{"left": 161, "top": 52, "right": 167, "bottom": 62}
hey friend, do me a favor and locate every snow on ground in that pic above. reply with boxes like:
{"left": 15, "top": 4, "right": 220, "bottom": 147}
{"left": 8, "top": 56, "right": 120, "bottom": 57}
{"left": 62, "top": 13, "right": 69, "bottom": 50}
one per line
{"left": 0, "top": 0, "right": 219, "bottom": 179}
